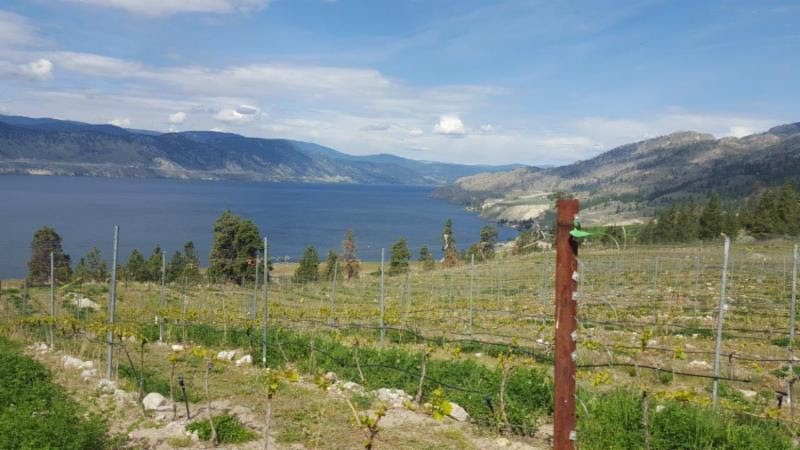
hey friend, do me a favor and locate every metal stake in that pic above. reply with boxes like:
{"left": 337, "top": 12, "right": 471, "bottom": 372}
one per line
{"left": 712, "top": 235, "right": 730, "bottom": 406}
{"left": 107, "top": 225, "right": 119, "bottom": 379}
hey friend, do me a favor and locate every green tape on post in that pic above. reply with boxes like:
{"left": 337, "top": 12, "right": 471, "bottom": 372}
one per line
{"left": 570, "top": 217, "right": 595, "bottom": 239}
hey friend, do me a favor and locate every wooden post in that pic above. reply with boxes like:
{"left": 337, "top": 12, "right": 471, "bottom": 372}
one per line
{"left": 553, "top": 199, "right": 579, "bottom": 449}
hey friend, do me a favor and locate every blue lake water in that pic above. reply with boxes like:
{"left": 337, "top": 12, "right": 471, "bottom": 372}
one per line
{"left": 0, "top": 175, "right": 515, "bottom": 279}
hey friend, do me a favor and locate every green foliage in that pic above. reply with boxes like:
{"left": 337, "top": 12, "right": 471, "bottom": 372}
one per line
{"left": 418, "top": 245, "right": 435, "bottom": 270}
{"left": 208, "top": 211, "right": 263, "bottom": 284}
{"left": 577, "top": 390, "right": 792, "bottom": 449}
{"left": 478, "top": 225, "right": 498, "bottom": 260}
{"left": 186, "top": 414, "right": 257, "bottom": 443}
{"left": 324, "top": 250, "right": 339, "bottom": 281}
{"left": 640, "top": 196, "right": 737, "bottom": 244}
{"left": 27, "top": 226, "right": 71, "bottom": 285}
{"left": 295, "top": 246, "right": 321, "bottom": 283}
{"left": 0, "top": 337, "right": 108, "bottom": 449}
{"left": 146, "top": 245, "right": 164, "bottom": 282}
{"left": 441, "top": 218, "right": 458, "bottom": 267}
{"left": 389, "top": 238, "right": 411, "bottom": 276}
{"left": 124, "top": 249, "right": 149, "bottom": 282}
{"left": 741, "top": 183, "right": 800, "bottom": 238}
{"left": 73, "top": 247, "right": 109, "bottom": 282}
{"left": 342, "top": 229, "right": 360, "bottom": 280}
{"left": 167, "top": 241, "right": 201, "bottom": 284}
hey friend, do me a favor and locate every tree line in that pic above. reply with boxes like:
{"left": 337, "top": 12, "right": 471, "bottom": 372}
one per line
{"left": 26, "top": 211, "right": 501, "bottom": 287}
{"left": 639, "top": 183, "right": 800, "bottom": 243}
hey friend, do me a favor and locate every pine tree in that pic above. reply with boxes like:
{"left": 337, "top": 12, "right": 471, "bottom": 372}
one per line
{"left": 294, "top": 246, "right": 320, "bottom": 283}
{"left": 27, "top": 226, "right": 71, "bottom": 286}
{"left": 699, "top": 194, "right": 723, "bottom": 240}
{"left": 146, "top": 245, "right": 164, "bottom": 282}
{"left": 441, "top": 218, "right": 458, "bottom": 267}
{"left": 341, "top": 229, "right": 360, "bottom": 280}
{"left": 208, "top": 211, "right": 263, "bottom": 284}
{"left": 124, "top": 249, "right": 148, "bottom": 282}
{"left": 478, "top": 225, "right": 498, "bottom": 260}
{"left": 324, "top": 250, "right": 339, "bottom": 281}
{"left": 418, "top": 245, "right": 435, "bottom": 271}
{"left": 389, "top": 238, "right": 411, "bottom": 276}
{"left": 73, "top": 247, "right": 108, "bottom": 282}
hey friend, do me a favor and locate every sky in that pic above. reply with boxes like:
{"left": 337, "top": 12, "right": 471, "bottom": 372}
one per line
{"left": 0, "top": 0, "right": 798, "bottom": 166}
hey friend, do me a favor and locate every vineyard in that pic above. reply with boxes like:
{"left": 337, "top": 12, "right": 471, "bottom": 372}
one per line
{"left": 1, "top": 238, "right": 799, "bottom": 449}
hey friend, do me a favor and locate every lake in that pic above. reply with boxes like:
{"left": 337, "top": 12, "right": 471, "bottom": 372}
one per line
{"left": 0, "top": 175, "right": 515, "bottom": 279}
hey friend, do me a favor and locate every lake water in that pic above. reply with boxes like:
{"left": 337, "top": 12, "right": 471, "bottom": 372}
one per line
{"left": 0, "top": 175, "right": 515, "bottom": 279}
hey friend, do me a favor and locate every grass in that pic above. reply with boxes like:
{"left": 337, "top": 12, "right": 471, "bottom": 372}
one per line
{"left": 0, "top": 337, "right": 108, "bottom": 449}
{"left": 186, "top": 413, "right": 257, "bottom": 443}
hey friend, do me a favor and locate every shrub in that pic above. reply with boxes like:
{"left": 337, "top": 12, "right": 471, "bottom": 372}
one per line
{"left": 186, "top": 414, "right": 257, "bottom": 443}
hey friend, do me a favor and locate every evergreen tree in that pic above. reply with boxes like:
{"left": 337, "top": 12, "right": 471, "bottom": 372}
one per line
{"left": 124, "top": 249, "right": 148, "bottom": 282}
{"left": 418, "top": 245, "right": 435, "bottom": 271}
{"left": 27, "top": 226, "right": 71, "bottom": 285}
{"left": 294, "top": 246, "right": 320, "bottom": 283}
{"left": 146, "top": 245, "right": 164, "bottom": 282}
{"left": 478, "top": 225, "right": 498, "bottom": 260}
{"left": 208, "top": 211, "right": 263, "bottom": 284}
{"left": 73, "top": 247, "right": 108, "bottom": 282}
{"left": 324, "top": 250, "right": 339, "bottom": 281}
{"left": 389, "top": 238, "right": 411, "bottom": 276}
{"left": 166, "top": 242, "right": 201, "bottom": 284}
{"left": 441, "top": 218, "right": 458, "bottom": 267}
{"left": 341, "top": 229, "right": 360, "bottom": 280}
{"left": 699, "top": 193, "right": 723, "bottom": 240}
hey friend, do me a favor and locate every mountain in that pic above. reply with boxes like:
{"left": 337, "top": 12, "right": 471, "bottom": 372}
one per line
{"left": 433, "top": 123, "right": 800, "bottom": 225}
{"left": 0, "top": 114, "right": 521, "bottom": 185}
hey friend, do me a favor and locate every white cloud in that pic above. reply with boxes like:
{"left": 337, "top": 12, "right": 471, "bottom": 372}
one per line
{"left": 214, "top": 107, "right": 256, "bottom": 124}
{"left": 0, "top": 11, "right": 40, "bottom": 49}
{"left": 50, "top": 52, "right": 141, "bottom": 76}
{"left": 433, "top": 115, "right": 466, "bottom": 136}
{"left": 109, "top": 117, "right": 130, "bottom": 127}
{"left": 0, "top": 58, "right": 53, "bottom": 81}
{"left": 60, "top": 0, "right": 270, "bottom": 17}
{"left": 728, "top": 126, "right": 754, "bottom": 138}
{"left": 168, "top": 111, "right": 186, "bottom": 124}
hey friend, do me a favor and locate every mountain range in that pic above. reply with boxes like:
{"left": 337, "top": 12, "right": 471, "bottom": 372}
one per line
{"left": 0, "top": 114, "right": 521, "bottom": 186}
{"left": 433, "top": 122, "right": 800, "bottom": 225}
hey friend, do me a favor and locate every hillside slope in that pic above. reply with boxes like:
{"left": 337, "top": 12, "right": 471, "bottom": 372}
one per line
{"left": 0, "top": 114, "right": 520, "bottom": 185}
{"left": 434, "top": 123, "right": 800, "bottom": 224}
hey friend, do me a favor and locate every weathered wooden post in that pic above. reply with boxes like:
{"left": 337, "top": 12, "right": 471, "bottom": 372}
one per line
{"left": 553, "top": 198, "right": 579, "bottom": 449}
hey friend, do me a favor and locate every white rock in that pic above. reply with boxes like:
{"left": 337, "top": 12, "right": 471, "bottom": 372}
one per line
{"left": 495, "top": 437, "right": 511, "bottom": 447}
{"left": 143, "top": 392, "right": 167, "bottom": 411}
{"left": 71, "top": 297, "right": 100, "bottom": 310}
{"left": 30, "top": 342, "right": 50, "bottom": 353}
{"left": 216, "top": 350, "right": 236, "bottom": 361}
{"left": 341, "top": 381, "right": 363, "bottom": 392}
{"left": 738, "top": 389, "right": 758, "bottom": 399}
{"left": 97, "top": 378, "right": 117, "bottom": 394}
{"left": 688, "top": 360, "right": 711, "bottom": 370}
{"left": 647, "top": 339, "right": 658, "bottom": 346}
{"left": 80, "top": 360, "right": 94, "bottom": 370}
{"left": 448, "top": 402, "right": 469, "bottom": 421}
{"left": 235, "top": 354, "right": 252, "bottom": 366}
{"left": 62, "top": 355, "right": 84, "bottom": 369}
{"left": 376, "top": 388, "right": 411, "bottom": 408}
{"left": 81, "top": 368, "right": 98, "bottom": 381}
{"left": 324, "top": 371, "right": 337, "bottom": 383}
{"left": 171, "top": 344, "right": 185, "bottom": 352}
{"left": 474, "top": 352, "right": 483, "bottom": 357}
{"left": 655, "top": 405, "right": 665, "bottom": 412}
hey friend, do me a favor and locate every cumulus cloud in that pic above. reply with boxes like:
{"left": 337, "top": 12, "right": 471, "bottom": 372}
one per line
{"left": 109, "top": 117, "right": 130, "bottom": 127}
{"left": 168, "top": 111, "right": 186, "bottom": 124}
{"left": 214, "top": 106, "right": 260, "bottom": 124}
{"left": 0, "top": 58, "right": 53, "bottom": 81}
{"left": 59, "top": 0, "right": 270, "bottom": 17}
{"left": 433, "top": 115, "right": 465, "bottom": 136}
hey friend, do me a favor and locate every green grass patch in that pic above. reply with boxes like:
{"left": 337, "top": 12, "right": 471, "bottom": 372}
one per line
{"left": 0, "top": 337, "right": 109, "bottom": 449}
{"left": 186, "top": 414, "right": 257, "bottom": 443}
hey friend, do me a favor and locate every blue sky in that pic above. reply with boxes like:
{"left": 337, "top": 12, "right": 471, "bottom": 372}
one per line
{"left": 0, "top": 0, "right": 797, "bottom": 165}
